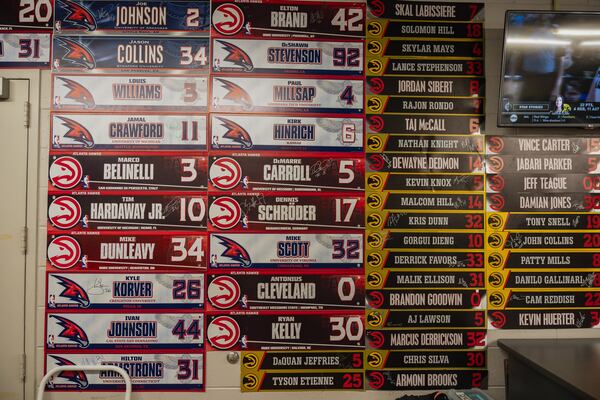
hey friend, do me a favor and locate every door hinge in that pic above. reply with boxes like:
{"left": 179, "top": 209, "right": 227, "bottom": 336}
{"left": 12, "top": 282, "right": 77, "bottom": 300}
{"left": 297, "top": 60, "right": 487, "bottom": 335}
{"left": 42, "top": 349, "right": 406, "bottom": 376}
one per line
{"left": 23, "top": 101, "right": 30, "bottom": 128}
{"left": 20, "top": 353, "right": 26, "bottom": 382}
{"left": 21, "top": 226, "right": 28, "bottom": 255}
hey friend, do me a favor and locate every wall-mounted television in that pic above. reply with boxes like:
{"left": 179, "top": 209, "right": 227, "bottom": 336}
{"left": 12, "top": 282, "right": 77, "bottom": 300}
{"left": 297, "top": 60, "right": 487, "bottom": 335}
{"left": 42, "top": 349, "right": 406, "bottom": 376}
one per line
{"left": 499, "top": 11, "right": 600, "bottom": 128}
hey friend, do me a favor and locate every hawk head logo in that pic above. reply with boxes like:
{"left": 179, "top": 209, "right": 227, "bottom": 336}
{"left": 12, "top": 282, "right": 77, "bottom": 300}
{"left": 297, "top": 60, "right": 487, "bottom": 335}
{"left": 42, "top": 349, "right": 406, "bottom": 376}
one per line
{"left": 216, "top": 78, "right": 253, "bottom": 110}
{"left": 367, "top": 291, "right": 384, "bottom": 309}
{"left": 207, "top": 316, "right": 241, "bottom": 350}
{"left": 490, "top": 311, "right": 507, "bottom": 329}
{"left": 215, "top": 117, "right": 253, "bottom": 149}
{"left": 213, "top": 235, "right": 251, "bottom": 267}
{"left": 242, "top": 353, "right": 259, "bottom": 369}
{"left": 212, "top": 3, "right": 245, "bottom": 35}
{"left": 48, "top": 355, "right": 89, "bottom": 388}
{"left": 209, "top": 197, "right": 242, "bottom": 230}
{"left": 209, "top": 157, "right": 242, "bottom": 190}
{"left": 56, "top": 37, "right": 96, "bottom": 70}
{"left": 369, "top": 0, "right": 386, "bottom": 17}
{"left": 366, "top": 331, "right": 385, "bottom": 349}
{"left": 242, "top": 373, "right": 259, "bottom": 390}
{"left": 367, "top": 371, "right": 385, "bottom": 390}
{"left": 51, "top": 315, "right": 90, "bottom": 348}
{"left": 487, "top": 136, "right": 504, "bottom": 153}
{"left": 52, "top": 275, "right": 90, "bottom": 307}
{"left": 48, "top": 196, "right": 82, "bottom": 230}
{"left": 217, "top": 40, "right": 253, "bottom": 71}
{"left": 58, "top": 0, "right": 96, "bottom": 31}
{"left": 57, "top": 77, "right": 95, "bottom": 109}
{"left": 47, "top": 235, "right": 81, "bottom": 269}
{"left": 368, "top": 115, "right": 384, "bottom": 132}
{"left": 49, "top": 156, "right": 83, "bottom": 189}
{"left": 208, "top": 276, "right": 241, "bottom": 309}
{"left": 56, "top": 116, "right": 94, "bottom": 147}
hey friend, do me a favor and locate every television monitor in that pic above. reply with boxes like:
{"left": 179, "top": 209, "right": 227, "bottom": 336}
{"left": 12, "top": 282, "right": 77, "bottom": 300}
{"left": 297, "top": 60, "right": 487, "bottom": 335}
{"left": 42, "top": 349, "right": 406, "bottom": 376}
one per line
{"left": 499, "top": 11, "right": 600, "bottom": 128}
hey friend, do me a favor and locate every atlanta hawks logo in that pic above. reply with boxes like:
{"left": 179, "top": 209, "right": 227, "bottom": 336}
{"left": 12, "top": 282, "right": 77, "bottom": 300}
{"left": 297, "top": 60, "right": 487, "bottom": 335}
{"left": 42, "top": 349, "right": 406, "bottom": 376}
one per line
{"left": 55, "top": 115, "right": 95, "bottom": 148}
{"left": 57, "top": 0, "right": 97, "bottom": 31}
{"left": 215, "top": 78, "right": 253, "bottom": 110}
{"left": 487, "top": 156, "right": 505, "bottom": 173}
{"left": 367, "top": 115, "right": 384, "bottom": 132}
{"left": 367, "top": 371, "right": 385, "bottom": 390}
{"left": 489, "top": 311, "right": 507, "bottom": 329}
{"left": 207, "top": 316, "right": 241, "bottom": 350}
{"left": 50, "top": 315, "right": 90, "bottom": 348}
{"left": 366, "top": 331, "right": 385, "bottom": 349}
{"left": 487, "top": 136, "right": 504, "bottom": 153}
{"left": 208, "top": 276, "right": 241, "bottom": 309}
{"left": 368, "top": 154, "right": 385, "bottom": 171}
{"left": 56, "top": 77, "right": 96, "bottom": 109}
{"left": 242, "top": 373, "right": 259, "bottom": 390}
{"left": 489, "top": 292, "right": 505, "bottom": 308}
{"left": 209, "top": 157, "right": 242, "bottom": 190}
{"left": 48, "top": 355, "right": 89, "bottom": 388}
{"left": 55, "top": 36, "right": 96, "bottom": 70}
{"left": 242, "top": 353, "right": 259, "bottom": 369}
{"left": 488, "top": 175, "right": 506, "bottom": 192}
{"left": 47, "top": 236, "right": 81, "bottom": 269}
{"left": 49, "top": 196, "right": 82, "bottom": 229}
{"left": 49, "top": 156, "right": 83, "bottom": 190}
{"left": 209, "top": 197, "right": 242, "bottom": 230}
{"left": 52, "top": 275, "right": 90, "bottom": 307}
{"left": 216, "top": 40, "right": 254, "bottom": 71}
{"left": 368, "top": 77, "right": 384, "bottom": 94}
{"left": 212, "top": 3, "right": 244, "bottom": 35}
{"left": 368, "top": 0, "right": 386, "bottom": 17}
{"left": 367, "top": 291, "right": 384, "bottom": 309}
{"left": 213, "top": 234, "right": 252, "bottom": 267}
{"left": 214, "top": 116, "right": 253, "bottom": 149}
{"left": 367, "top": 352, "right": 383, "bottom": 369}
{"left": 488, "top": 194, "right": 506, "bottom": 211}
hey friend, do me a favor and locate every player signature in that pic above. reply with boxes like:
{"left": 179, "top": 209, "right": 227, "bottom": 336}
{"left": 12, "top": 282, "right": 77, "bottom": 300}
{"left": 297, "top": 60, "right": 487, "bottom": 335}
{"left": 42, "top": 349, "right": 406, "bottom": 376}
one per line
{"left": 452, "top": 175, "right": 470, "bottom": 185}
{"left": 386, "top": 212, "right": 406, "bottom": 228}
{"left": 87, "top": 278, "right": 110, "bottom": 295}
{"left": 162, "top": 198, "right": 180, "bottom": 218}
{"left": 97, "top": 9, "right": 110, "bottom": 19}
{"left": 240, "top": 193, "right": 266, "bottom": 211}
{"left": 453, "top": 197, "right": 467, "bottom": 209}
{"left": 449, "top": 259, "right": 467, "bottom": 268}
{"left": 582, "top": 273, "right": 595, "bottom": 287}
{"left": 509, "top": 293, "right": 525, "bottom": 301}
{"left": 461, "top": 139, "right": 482, "bottom": 152}
{"left": 315, "top": 233, "right": 359, "bottom": 250}
{"left": 576, "top": 312, "right": 586, "bottom": 328}
{"left": 379, "top": 153, "right": 393, "bottom": 168}
{"left": 309, "top": 10, "right": 324, "bottom": 24}
{"left": 507, "top": 233, "right": 525, "bottom": 249}
{"left": 310, "top": 159, "right": 337, "bottom": 178}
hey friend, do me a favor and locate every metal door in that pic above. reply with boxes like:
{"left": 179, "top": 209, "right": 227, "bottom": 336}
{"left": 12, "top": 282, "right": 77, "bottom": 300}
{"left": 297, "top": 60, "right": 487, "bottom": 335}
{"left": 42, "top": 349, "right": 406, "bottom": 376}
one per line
{"left": 0, "top": 78, "right": 30, "bottom": 399}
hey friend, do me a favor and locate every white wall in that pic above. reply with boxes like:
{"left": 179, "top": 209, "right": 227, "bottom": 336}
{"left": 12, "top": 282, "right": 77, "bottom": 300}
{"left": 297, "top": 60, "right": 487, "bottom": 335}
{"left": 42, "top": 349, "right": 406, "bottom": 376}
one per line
{"left": 19, "top": 0, "right": 600, "bottom": 399}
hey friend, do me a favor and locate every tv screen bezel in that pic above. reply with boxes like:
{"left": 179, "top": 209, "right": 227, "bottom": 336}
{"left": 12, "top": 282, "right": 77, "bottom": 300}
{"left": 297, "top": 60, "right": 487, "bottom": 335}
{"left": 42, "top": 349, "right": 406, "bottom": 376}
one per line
{"left": 498, "top": 10, "right": 600, "bottom": 129}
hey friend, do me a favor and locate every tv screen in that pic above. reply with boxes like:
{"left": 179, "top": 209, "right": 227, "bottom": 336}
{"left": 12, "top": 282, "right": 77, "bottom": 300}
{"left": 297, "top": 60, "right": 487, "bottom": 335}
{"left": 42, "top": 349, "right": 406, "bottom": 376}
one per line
{"left": 499, "top": 11, "right": 600, "bottom": 127}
